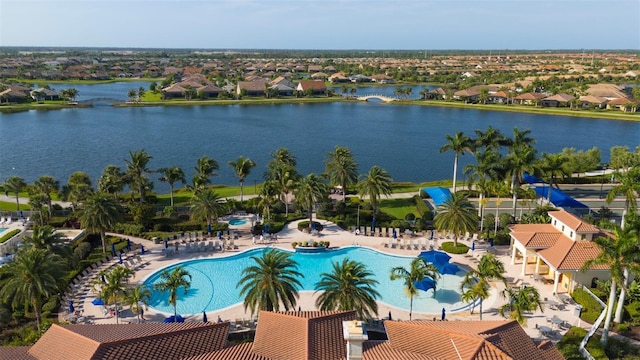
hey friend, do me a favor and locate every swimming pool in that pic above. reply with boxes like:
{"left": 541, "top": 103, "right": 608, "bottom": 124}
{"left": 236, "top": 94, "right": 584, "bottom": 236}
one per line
{"left": 0, "top": 228, "right": 6, "bottom": 234}
{"left": 228, "top": 218, "right": 248, "bottom": 226}
{"left": 143, "top": 247, "right": 470, "bottom": 316}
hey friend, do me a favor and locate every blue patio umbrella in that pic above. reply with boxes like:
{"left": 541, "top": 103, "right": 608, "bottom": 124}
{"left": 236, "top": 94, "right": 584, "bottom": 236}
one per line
{"left": 118, "top": 253, "right": 123, "bottom": 264}
{"left": 414, "top": 277, "right": 436, "bottom": 292}
{"left": 207, "top": 223, "right": 212, "bottom": 235}
{"left": 140, "top": 245, "right": 145, "bottom": 254}
{"left": 437, "top": 263, "right": 460, "bottom": 275}
{"left": 164, "top": 238, "right": 169, "bottom": 249}
{"left": 418, "top": 250, "right": 452, "bottom": 266}
{"left": 68, "top": 300, "right": 75, "bottom": 313}
{"left": 126, "top": 238, "right": 131, "bottom": 251}
{"left": 393, "top": 229, "right": 397, "bottom": 239}
{"left": 91, "top": 298, "right": 104, "bottom": 306}
{"left": 163, "top": 314, "right": 185, "bottom": 323}
{"left": 471, "top": 242, "right": 475, "bottom": 251}
{"left": 264, "top": 224, "right": 269, "bottom": 234}
{"left": 202, "top": 312, "right": 208, "bottom": 323}
{"left": 430, "top": 230, "right": 434, "bottom": 240}
{"left": 371, "top": 218, "right": 376, "bottom": 232}
{"left": 111, "top": 243, "right": 116, "bottom": 257}
{"left": 490, "top": 238, "right": 494, "bottom": 247}
{"left": 441, "top": 308, "right": 446, "bottom": 321}
{"left": 218, "top": 231, "right": 223, "bottom": 240}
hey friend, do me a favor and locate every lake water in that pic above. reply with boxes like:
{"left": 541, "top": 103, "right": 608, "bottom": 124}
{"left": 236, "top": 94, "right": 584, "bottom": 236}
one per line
{"left": 1, "top": 83, "right": 639, "bottom": 191}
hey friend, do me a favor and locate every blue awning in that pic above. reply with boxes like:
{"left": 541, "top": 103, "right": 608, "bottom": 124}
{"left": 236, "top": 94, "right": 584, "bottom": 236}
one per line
{"left": 523, "top": 173, "right": 547, "bottom": 185}
{"left": 421, "top": 187, "right": 452, "bottom": 207}
{"left": 534, "top": 186, "right": 588, "bottom": 209}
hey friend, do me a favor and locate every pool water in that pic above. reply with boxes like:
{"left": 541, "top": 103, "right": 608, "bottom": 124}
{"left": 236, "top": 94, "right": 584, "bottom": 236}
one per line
{"left": 144, "top": 247, "right": 469, "bottom": 316}
{"left": 0, "top": 228, "right": 6, "bottom": 234}
{"left": 228, "top": 218, "right": 248, "bottom": 226}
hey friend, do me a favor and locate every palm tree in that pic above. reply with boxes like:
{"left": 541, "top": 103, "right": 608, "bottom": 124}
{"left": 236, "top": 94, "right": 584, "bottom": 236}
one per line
{"left": 434, "top": 193, "right": 479, "bottom": 247}
{"left": 498, "top": 286, "right": 543, "bottom": 325}
{"left": 357, "top": 166, "right": 393, "bottom": 222}
{"left": 98, "top": 165, "right": 126, "bottom": 199}
{"left": 440, "top": 131, "right": 473, "bottom": 192}
{"left": 153, "top": 266, "right": 192, "bottom": 321}
{"left": 192, "top": 155, "right": 219, "bottom": 193}
{"left": 127, "top": 89, "right": 137, "bottom": 102}
{"left": 505, "top": 144, "right": 537, "bottom": 216}
{"left": 228, "top": 156, "right": 257, "bottom": 204}
{"left": 539, "top": 152, "right": 570, "bottom": 204}
{"left": 237, "top": 248, "right": 302, "bottom": 315}
{"left": 190, "top": 189, "right": 225, "bottom": 236}
{"left": 464, "top": 149, "right": 501, "bottom": 219}
{"left": 126, "top": 284, "right": 151, "bottom": 323}
{"left": 59, "top": 171, "right": 94, "bottom": 209}
{"left": 315, "top": 258, "right": 380, "bottom": 320}
{"left": 474, "top": 126, "right": 508, "bottom": 153}
{"left": 158, "top": 166, "right": 186, "bottom": 207}
{"left": 0, "top": 248, "right": 65, "bottom": 331}
{"left": 265, "top": 148, "right": 299, "bottom": 216}
{"left": 582, "top": 226, "right": 640, "bottom": 344}
{"left": 606, "top": 166, "right": 640, "bottom": 229}
{"left": 77, "top": 192, "right": 122, "bottom": 253}
{"left": 23, "top": 225, "right": 64, "bottom": 252}
{"left": 325, "top": 145, "right": 358, "bottom": 203}
{"left": 258, "top": 180, "right": 279, "bottom": 222}
{"left": 390, "top": 258, "right": 440, "bottom": 320}
{"left": 33, "top": 175, "right": 59, "bottom": 216}
{"left": 294, "top": 174, "right": 327, "bottom": 228}
{"left": 4, "top": 176, "right": 27, "bottom": 211}
{"left": 460, "top": 253, "right": 506, "bottom": 320}
{"left": 94, "top": 265, "right": 135, "bottom": 324}
{"left": 124, "top": 149, "right": 153, "bottom": 204}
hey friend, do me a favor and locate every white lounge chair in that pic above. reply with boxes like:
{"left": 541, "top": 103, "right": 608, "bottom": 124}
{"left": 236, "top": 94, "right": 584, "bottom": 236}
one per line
{"left": 5, "top": 217, "right": 12, "bottom": 225}
{"left": 185, "top": 243, "right": 191, "bottom": 253}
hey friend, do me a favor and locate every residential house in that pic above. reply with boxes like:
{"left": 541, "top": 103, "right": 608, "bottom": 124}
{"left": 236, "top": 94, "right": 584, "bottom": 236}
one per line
{"left": 329, "top": 72, "right": 350, "bottom": 83}
{"left": 509, "top": 210, "right": 608, "bottom": 294}
{"left": 310, "top": 72, "right": 329, "bottom": 80}
{"left": 453, "top": 85, "right": 500, "bottom": 102}
{"left": 0, "top": 310, "right": 564, "bottom": 360}
{"left": 350, "top": 74, "right": 372, "bottom": 83}
{"left": 606, "top": 97, "right": 637, "bottom": 112}
{"left": 0, "top": 87, "right": 30, "bottom": 103}
{"left": 513, "top": 92, "right": 546, "bottom": 105}
{"left": 487, "top": 90, "right": 511, "bottom": 104}
{"left": 30, "top": 88, "right": 60, "bottom": 101}
{"left": 237, "top": 81, "right": 268, "bottom": 96}
{"left": 425, "top": 87, "right": 447, "bottom": 100}
{"left": 307, "top": 65, "right": 322, "bottom": 73}
{"left": 269, "top": 76, "right": 295, "bottom": 89}
{"left": 297, "top": 80, "right": 327, "bottom": 95}
{"left": 541, "top": 93, "right": 574, "bottom": 107}
{"left": 578, "top": 95, "right": 608, "bottom": 109}
{"left": 370, "top": 74, "right": 394, "bottom": 84}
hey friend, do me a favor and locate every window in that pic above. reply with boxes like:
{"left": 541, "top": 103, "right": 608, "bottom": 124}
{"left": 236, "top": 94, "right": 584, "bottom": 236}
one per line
{"left": 570, "top": 231, "right": 573, "bottom": 238}
{"left": 554, "top": 220, "right": 557, "bottom": 226}
{"left": 581, "top": 234, "right": 586, "bottom": 240}
{"left": 562, "top": 225, "right": 565, "bottom": 231}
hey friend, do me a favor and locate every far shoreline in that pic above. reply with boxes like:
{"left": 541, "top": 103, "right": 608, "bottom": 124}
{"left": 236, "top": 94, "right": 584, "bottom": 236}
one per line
{"left": 3, "top": 96, "right": 640, "bottom": 122}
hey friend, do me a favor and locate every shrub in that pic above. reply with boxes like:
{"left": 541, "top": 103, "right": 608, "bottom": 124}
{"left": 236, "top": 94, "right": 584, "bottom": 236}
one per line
{"left": 153, "top": 223, "right": 173, "bottom": 232}
{"left": 616, "top": 323, "right": 630, "bottom": 334}
{"left": 291, "top": 242, "right": 298, "bottom": 249}
{"left": 557, "top": 326, "right": 607, "bottom": 360}
{"left": 73, "top": 242, "right": 92, "bottom": 261}
{"left": 441, "top": 241, "right": 469, "bottom": 254}
{"left": 0, "top": 229, "right": 21, "bottom": 243}
{"left": 298, "top": 221, "right": 323, "bottom": 232}
{"left": 404, "top": 213, "right": 416, "bottom": 221}
{"left": 494, "top": 231, "right": 511, "bottom": 246}
{"left": 572, "top": 288, "right": 604, "bottom": 324}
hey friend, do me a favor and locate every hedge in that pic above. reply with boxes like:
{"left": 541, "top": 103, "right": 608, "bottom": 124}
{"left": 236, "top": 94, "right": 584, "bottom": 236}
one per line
{"left": 441, "top": 241, "right": 469, "bottom": 254}
{"left": 0, "top": 229, "right": 21, "bottom": 243}
{"left": 572, "top": 288, "right": 604, "bottom": 324}
{"left": 557, "top": 327, "right": 607, "bottom": 360}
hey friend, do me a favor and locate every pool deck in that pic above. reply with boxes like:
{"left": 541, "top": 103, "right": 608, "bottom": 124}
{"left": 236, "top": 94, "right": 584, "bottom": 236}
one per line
{"left": 64, "top": 214, "right": 587, "bottom": 343}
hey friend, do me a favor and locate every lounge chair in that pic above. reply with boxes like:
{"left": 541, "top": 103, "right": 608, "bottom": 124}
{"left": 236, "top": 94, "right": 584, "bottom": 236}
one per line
{"left": 207, "top": 241, "right": 213, "bottom": 251}
{"left": 5, "top": 217, "right": 12, "bottom": 225}
{"left": 199, "top": 241, "right": 206, "bottom": 252}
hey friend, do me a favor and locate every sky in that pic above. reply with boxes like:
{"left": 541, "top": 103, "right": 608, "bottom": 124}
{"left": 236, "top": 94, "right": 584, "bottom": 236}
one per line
{"left": 1, "top": 0, "right": 639, "bottom": 50}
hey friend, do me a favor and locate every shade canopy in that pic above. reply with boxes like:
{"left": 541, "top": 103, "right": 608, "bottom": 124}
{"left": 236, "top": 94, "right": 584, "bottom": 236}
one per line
{"left": 533, "top": 186, "right": 588, "bottom": 209}
{"left": 418, "top": 250, "right": 452, "bottom": 265}
{"left": 437, "top": 263, "right": 460, "bottom": 275}
{"left": 421, "top": 187, "right": 452, "bottom": 207}
{"left": 414, "top": 277, "right": 436, "bottom": 292}
{"left": 202, "top": 312, "right": 208, "bottom": 323}
{"left": 91, "top": 298, "right": 104, "bottom": 306}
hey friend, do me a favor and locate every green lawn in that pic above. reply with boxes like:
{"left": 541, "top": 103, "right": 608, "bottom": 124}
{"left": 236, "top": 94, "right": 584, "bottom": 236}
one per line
{"left": 155, "top": 185, "right": 262, "bottom": 206}
{"left": 379, "top": 198, "right": 419, "bottom": 219}
{"left": 391, "top": 180, "right": 452, "bottom": 193}
{"left": 0, "top": 201, "right": 30, "bottom": 211}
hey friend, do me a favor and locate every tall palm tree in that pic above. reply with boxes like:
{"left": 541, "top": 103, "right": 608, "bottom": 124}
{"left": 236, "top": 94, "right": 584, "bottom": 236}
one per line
{"left": 124, "top": 149, "right": 153, "bottom": 204}
{"left": 357, "top": 166, "right": 393, "bottom": 222}
{"left": 153, "top": 266, "right": 192, "bottom": 321}
{"left": 460, "top": 253, "right": 506, "bottom": 320}
{"left": 228, "top": 156, "right": 257, "bottom": 203}
{"left": 237, "top": 248, "right": 302, "bottom": 315}
{"left": 505, "top": 144, "right": 537, "bottom": 216}
{"left": 474, "top": 126, "right": 508, "bottom": 153}
{"left": 539, "top": 152, "right": 570, "bottom": 203}
{"left": 498, "top": 286, "right": 543, "bottom": 325}
{"left": 60, "top": 171, "right": 94, "bottom": 209}
{"left": 4, "top": 176, "right": 27, "bottom": 211}
{"left": 606, "top": 166, "right": 640, "bottom": 229}
{"left": 98, "top": 165, "right": 126, "bottom": 199}
{"left": 508, "top": 127, "right": 536, "bottom": 150}
{"left": 464, "top": 149, "right": 501, "bottom": 219}
{"left": 258, "top": 180, "right": 279, "bottom": 222}
{"left": 325, "top": 145, "right": 358, "bottom": 203}
{"left": 23, "top": 225, "right": 64, "bottom": 252}
{"left": 0, "top": 248, "right": 65, "bottom": 331}
{"left": 440, "top": 132, "right": 473, "bottom": 192}
{"left": 582, "top": 226, "right": 640, "bottom": 344}
{"left": 192, "top": 155, "right": 219, "bottom": 193}
{"left": 126, "top": 284, "right": 151, "bottom": 323}
{"left": 434, "top": 193, "right": 479, "bottom": 247}
{"left": 190, "top": 189, "right": 225, "bottom": 236}
{"left": 294, "top": 174, "right": 327, "bottom": 228}
{"left": 265, "top": 148, "right": 299, "bottom": 216}
{"left": 33, "top": 175, "right": 59, "bottom": 216}
{"left": 77, "top": 192, "right": 122, "bottom": 253}
{"left": 314, "top": 258, "right": 380, "bottom": 320}
{"left": 158, "top": 166, "right": 186, "bottom": 207}
{"left": 390, "top": 258, "right": 440, "bottom": 320}
{"left": 94, "top": 265, "right": 135, "bottom": 324}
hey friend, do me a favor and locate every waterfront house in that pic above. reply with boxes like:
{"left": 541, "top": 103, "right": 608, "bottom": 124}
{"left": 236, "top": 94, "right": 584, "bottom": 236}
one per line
{"left": 541, "top": 93, "right": 574, "bottom": 107}
{"left": 297, "top": 80, "right": 327, "bottom": 95}
{"left": 237, "top": 81, "right": 268, "bottom": 96}
{"left": 578, "top": 95, "right": 608, "bottom": 109}
{"left": 30, "top": 88, "right": 60, "bottom": 101}
{"left": 606, "top": 97, "right": 637, "bottom": 112}
{"left": 513, "top": 92, "right": 546, "bottom": 105}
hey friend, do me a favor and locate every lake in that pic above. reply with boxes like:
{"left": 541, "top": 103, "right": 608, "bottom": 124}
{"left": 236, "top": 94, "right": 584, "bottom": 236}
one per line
{"left": 1, "top": 83, "right": 639, "bottom": 192}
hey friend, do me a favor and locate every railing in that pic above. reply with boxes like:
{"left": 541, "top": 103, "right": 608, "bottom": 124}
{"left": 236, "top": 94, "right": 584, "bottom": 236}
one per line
{"left": 578, "top": 285, "right": 607, "bottom": 360}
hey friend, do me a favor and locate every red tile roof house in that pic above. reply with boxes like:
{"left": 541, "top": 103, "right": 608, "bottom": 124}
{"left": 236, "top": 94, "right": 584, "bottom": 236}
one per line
{"left": 297, "top": 80, "right": 327, "bottom": 95}
{"left": 0, "top": 310, "right": 564, "bottom": 360}
{"left": 237, "top": 81, "right": 268, "bottom": 96}
{"left": 540, "top": 93, "right": 574, "bottom": 107}
{"left": 513, "top": 92, "right": 546, "bottom": 105}
{"left": 509, "top": 210, "right": 609, "bottom": 295}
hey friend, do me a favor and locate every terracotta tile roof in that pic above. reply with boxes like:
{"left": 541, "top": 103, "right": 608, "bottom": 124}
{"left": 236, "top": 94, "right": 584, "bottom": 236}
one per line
{"left": 0, "top": 346, "right": 35, "bottom": 360}
{"left": 181, "top": 343, "right": 267, "bottom": 360}
{"left": 549, "top": 211, "right": 599, "bottom": 233}
{"left": 537, "top": 340, "right": 566, "bottom": 360}
{"left": 24, "top": 323, "right": 229, "bottom": 360}
{"left": 252, "top": 310, "right": 356, "bottom": 360}
{"left": 297, "top": 80, "right": 327, "bottom": 91}
{"left": 364, "top": 341, "right": 438, "bottom": 359}
{"left": 510, "top": 224, "right": 561, "bottom": 248}
{"left": 538, "top": 236, "right": 606, "bottom": 271}
{"left": 381, "top": 320, "right": 562, "bottom": 360}
{"left": 542, "top": 93, "right": 574, "bottom": 102}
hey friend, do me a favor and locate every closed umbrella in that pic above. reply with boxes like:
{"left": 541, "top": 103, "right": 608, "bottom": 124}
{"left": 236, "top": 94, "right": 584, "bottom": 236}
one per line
{"left": 69, "top": 300, "right": 75, "bottom": 313}
{"left": 111, "top": 243, "right": 116, "bottom": 256}
{"left": 118, "top": 253, "right": 123, "bottom": 264}
{"left": 164, "top": 238, "right": 169, "bottom": 249}
{"left": 140, "top": 245, "right": 145, "bottom": 254}
{"left": 471, "top": 242, "right": 475, "bottom": 251}
{"left": 126, "top": 238, "right": 131, "bottom": 251}
{"left": 101, "top": 274, "right": 106, "bottom": 283}
{"left": 430, "top": 230, "right": 434, "bottom": 240}
{"left": 207, "top": 223, "right": 212, "bottom": 235}
{"left": 388, "top": 311, "right": 392, "bottom": 321}
{"left": 441, "top": 308, "right": 446, "bottom": 321}
{"left": 393, "top": 230, "right": 397, "bottom": 239}
{"left": 202, "top": 312, "right": 208, "bottom": 323}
